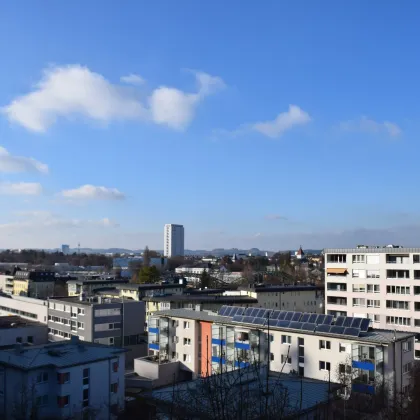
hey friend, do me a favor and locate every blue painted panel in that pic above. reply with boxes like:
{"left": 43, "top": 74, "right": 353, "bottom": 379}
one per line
{"left": 352, "top": 383, "right": 375, "bottom": 395}
{"left": 235, "top": 342, "right": 250, "bottom": 350}
{"left": 149, "top": 328, "right": 159, "bottom": 334}
{"left": 149, "top": 343, "right": 159, "bottom": 350}
{"left": 352, "top": 360, "right": 375, "bottom": 371}
{"left": 212, "top": 338, "right": 226, "bottom": 346}
{"left": 235, "top": 361, "right": 250, "bottom": 368}
{"left": 211, "top": 356, "right": 226, "bottom": 364}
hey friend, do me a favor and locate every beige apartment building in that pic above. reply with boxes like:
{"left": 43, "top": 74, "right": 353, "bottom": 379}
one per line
{"left": 325, "top": 245, "right": 420, "bottom": 358}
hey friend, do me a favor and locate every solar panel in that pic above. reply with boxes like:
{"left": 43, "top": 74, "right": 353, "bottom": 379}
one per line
{"left": 277, "top": 320, "right": 291, "bottom": 328}
{"left": 351, "top": 318, "right": 363, "bottom": 328}
{"left": 268, "top": 319, "right": 278, "bottom": 327}
{"left": 271, "top": 310, "right": 281, "bottom": 320}
{"left": 232, "top": 315, "right": 244, "bottom": 322}
{"left": 316, "top": 324, "right": 331, "bottom": 333}
{"left": 300, "top": 313, "right": 310, "bottom": 323}
{"left": 264, "top": 310, "right": 273, "bottom": 319}
{"left": 330, "top": 326, "right": 346, "bottom": 335}
{"left": 291, "top": 312, "right": 302, "bottom": 321}
{"left": 252, "top": 317, "right": 266, "bottom": 325}
{"left": 224, "top": 307, "right": 235, "bottom": 317}
{"left": 308, "top": 314, "right": 318, "bottom": 323}
{"left": 284, "top": 312, "right": 294, "bottom": 321}
{"left": 236, "top": 307, "right": 245, "bottom": 316}
{"left": 360, "top": 318, "right": 370, "bottom": 332}
{"left": 278, "top": 312, "right": 287, "bottom": 320}
{"left": 344, "top": 327, "right": 360, "bottom": 337}
{"left": 228, "top": 307, "right": 238, "bottom": 317}
{"left": 316, "top": 314, "right": 326, "bottom": 324}
{"left": 289, "top": 321, "right": 303, "bottom": 329}
{"left": 301, "top": 323, "right": 317, "bottom": 332}
{"left": 343, "top": 317, "right": 353, "bottom": 327}
{"left": 219, "top": 306, "right": 228, "bottom": 316}
{"left": 335, "top": 316, "right": 346, "bottom": 326}
{"left": 243, "top": 316, "right": 254, "bottom": 323}
{"left": 244, "top": 307, "right": 254, "bottom": 316}
{"left": 250, "top": 308, "right": 260, "bottom": 317}
{"left": 254, "top": 309, "right": 264, "bottom": 318}
{"left": 323, "top": 315, "right": 334, "bottom": 325}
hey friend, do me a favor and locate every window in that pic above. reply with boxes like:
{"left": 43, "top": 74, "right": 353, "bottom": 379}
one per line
{"left": 386, "top": 300, "right": 409, "bottom": 310}
{"left": 415, "top": 270, "right": 420, "bottom": 280}
{"left": 367, "top": 284, "right": 380, "bottom": 293}
{"left": 339, "top": 343, "right": 347, "bottom": 353}
{"left": 403, "top": 341, "right": 412, "bottom": 352}
{"left": 83, "top": 368, "right": 90, "bottom": 386}
{"left": 403, "top": 362, "right": 412, "bottom": 374}
{"left": 387, "top": 285, "right": 410, "bottom": 295}
{"left": 113, "top": 361, "right": 119, "bottom": 372}
{"left": 339, "top": 364, "right": 352, "bottom": 374}
{"left": 183, "top": 354, "right": 191, "bottom": 363}
{"left": 183, "top": 338, "right": 191, "bottom": 346}
{"left": 110, "top": 382, "right": 118, "bottom": 393}
{"left": 36, "top": 372, "right": 49, "bottom": 383}
{"left": 352, "top": 298, "right": 365, "bottom": 307}
{"left": 95, "top": 308, "right": 121, "bottom": 317}
{"left": 367, "top": 270, "right": 380, "bottom": 278}
{"left": 416, "top": 302, "right": 420, "bottom": 312}
{"left": 71, "top": 309, "right": 77, "bottom": 318}
{"left": 367, "top": 313, "right": 380, "bottom": 323}
{"left": 298, "top": 337, "right": 304, "bottom": 346}
{"left": 83, "top": 388, "right": 89, "bottom": 408}
{"left": 327, "top": 254, "right": 346, "bottom": 263}
{"left": 270, "top": 353, "right": 274, "bottom": 361}
{"left": 281, "top": 335, "right": 291, "bottom": 344}
{"left": 387, "top": 270, "right": 410, "bottom": 279}
{"left": 281, "top": 355, "right": 291, "bottom": 364}
{"left": 36, "top": 395, "right": 48, "bottom": 406}
{"left": 367, "top": 300, "right": 381, "bottom": 308}
{"left": 183, "top": 321, "right": 190, "bottom": 329}
{"left": 415, "top": 319, "right": 420, "bottom": 327}
{"left": 319, "top": 340, "right": 331, "bottom": 350}
{"left": 386, "top": 316, "right": 411, "bottom": 326}
{"left": 319, "top": 361, "right": 331, "bottom": 371}
{"left": 77, "top": 322, "right": 84, "bottom": 329}
{"left": 416, "top": 350, "right": 420, "bottom": 359}
{"left": 57, "top": 395, "right": 70, "bottom": 408}
{"left": 352, "top": 255, "right": 365, "bottom": 263}
{"left": 366, "top": 255, "right": 380, "bottom": 264}
{"left": 415, "top": 286, "right": 420, "bottom": 295}
{"left": 414, "top": 255, "right": 420, "bottom": 264}
{"left": 352, "top": 284, "right": 366, "bottom": 292}
{"left": 57, "top": 372, "right": 70, "bottom": 384}
{"left": 77, "top": 308, "right": 85, "bottom": 315}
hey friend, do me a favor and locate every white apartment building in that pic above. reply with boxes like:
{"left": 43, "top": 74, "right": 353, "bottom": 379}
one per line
{"left": 140, "top": 307, "right": 414, "bottom": 398}
{"left": 0, "top": 295, "right": 48, "bottom": 323}
{"left": 164, "top": 224, "right": 184, "bottom": 258}
{"left": 324, "top": 245, "right": 420, "bottom": 358}
{"left": 0, "top": 337, "right": 125, "bottom": 419}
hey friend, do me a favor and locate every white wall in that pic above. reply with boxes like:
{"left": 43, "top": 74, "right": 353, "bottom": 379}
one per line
{"left": 0, "top": 295, "right": 48, "bottom": 323}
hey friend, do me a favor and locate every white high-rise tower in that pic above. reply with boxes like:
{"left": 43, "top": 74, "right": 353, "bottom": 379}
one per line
{"left": 164, "top": 224, "right": 184, "bottom": 258}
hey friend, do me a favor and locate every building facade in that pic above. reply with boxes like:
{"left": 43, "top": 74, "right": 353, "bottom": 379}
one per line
{"left": 143, "top": 307, "right": 414, "bottom": 397}
{"left": 0, "top": 338, "right": 125, "bottom": 419}
{"left": 0, "top": 316, "right": 48, "bottom": 348}
{"left": 0, "top": 274, "right": 14, "bottom": 295}
{"left": 0, "top": 295, "right": 48, "bottom": 323}
{"left": 13, "top": 270, "right": 55, "bottom": 299}
{"left": 164, "top": 224, "right": 184, "bottom": 258}
{"left": 67, "top": 278, "right": 129, "bottom": 296}
{"left": 324, "top": 245, "right": 420, "bottom": 358}
{"left": 47, "top": 296, "right": 145, "bottom": 348}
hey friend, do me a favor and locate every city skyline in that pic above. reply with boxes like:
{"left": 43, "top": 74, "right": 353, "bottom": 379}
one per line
{"left": 1, "top": 2, "right": 420, "bottom": 250}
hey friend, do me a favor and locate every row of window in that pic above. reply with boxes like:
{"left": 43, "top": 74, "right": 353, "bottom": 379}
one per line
{"left": 328, "top": 254, "right": 420, "bottom": 264}
{"left": 49, "top": 303, "right": 85, "bottom": 315}
{"left": 48, "top": 316, "right": 84, "bottom": 329}
{"left": 0, "top": 305, "right": 39, "bottom": 320}
{"left": 94, "top": 322, "right": 121, "bottom": 332}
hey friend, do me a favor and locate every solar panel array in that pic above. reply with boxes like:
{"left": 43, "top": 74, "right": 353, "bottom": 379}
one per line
{"left": 218, "top": 306, "right": 371, "bottom": 337}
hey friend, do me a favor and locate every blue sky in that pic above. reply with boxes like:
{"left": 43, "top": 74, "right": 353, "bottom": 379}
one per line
{"left": 0, "top": 1, "right": 420, "bottom": 250}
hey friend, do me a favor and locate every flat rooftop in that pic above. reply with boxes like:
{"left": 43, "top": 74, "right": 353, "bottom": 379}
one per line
{"left": 48, "top": 296, "right": 138, "bottom": 306}
{"left": 145, "top": 295, "right": 258, "bottom": 304}
{"left": 0, "top": 338, "right": 125, "bottom": 370}
{"left": 152, "top": 309, "right": 414, "bottom": 345}
{"left": 0, "top": 316, "right": 44, "bottom": 329}
{"left": 117, "top": 283, "right": 185, "bottom": 291}
{"left": 67, "top": 279, "right": 129, "bottom": 285}
{"left": 324, "top": 247, "right": 420, "bottom": 254}
{"left": 251, "top": 285, "right": 323, "bottom": 293}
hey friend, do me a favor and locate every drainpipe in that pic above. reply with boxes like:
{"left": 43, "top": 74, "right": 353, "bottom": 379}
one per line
{"left": 108, "top": 358, "right": 111, "bottom": 420}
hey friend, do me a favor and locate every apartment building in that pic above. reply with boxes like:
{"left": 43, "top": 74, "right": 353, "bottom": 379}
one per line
{"left": 0, "top": 273, "right": 14, "bottom": 295}
{"left": 116, "top": 283, "right": 185, "bottom": 301}
{"left": 13, "top": 270, "right": 55, "bottom": 298}
{"left": 242, "top": 285, "right": 324, "bottom": 313}
{"left": 47, "top": 296, "right": 145, "bottom": 348}
{"left": 0, "top": 337, "right": 125, "bottom": 419}
{"left": 325, "top": 245, "right": 420, "bottom": 358}
{"left": 164, "top": 224, "right": 184, "bottom": 257}
{"left": 0, "top": 316, "right": 48, "bottom": 348}
{"left": 141, "top": 306, "right": 414, "bottom": 396}
{"left": 0, "top": 294, "right": 48, "bottom": 323}
{"left": 67, "top": 278, "right": 129, "bottom": 296}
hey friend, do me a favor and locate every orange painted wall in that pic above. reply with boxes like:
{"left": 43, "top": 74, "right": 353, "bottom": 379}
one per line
{"left": 200, "top": 321, "right": 212, "bottom": 377}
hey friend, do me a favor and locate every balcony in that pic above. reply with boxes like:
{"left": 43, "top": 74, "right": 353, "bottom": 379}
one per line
{"left": 352, "top": 360, "right": 375, "bottom": 371}
{"left": 327, "top": 297, "right": 347, "bottom": 306}
{"left": 327, "top": 284, "right": 347, "bottom": 292}
{"left": 149, "top": 327, "right": 159, "bottom": 334}
{"left": 149, "top": 342, "right": 159, "bottom": 351}
{"left": 212, "top": 338, "right": 226, "bottom": 346}
{"left": 352, "top": 382, "right": 375, "bottom": 395}
{"left": 386, "top": 255, "right": 410, "bottom": 264}
{"left": 212, "top": 356, "right": 226, "bottom": 365}
{"left": 235, "top": 341, "right": 250, "bottom": 350}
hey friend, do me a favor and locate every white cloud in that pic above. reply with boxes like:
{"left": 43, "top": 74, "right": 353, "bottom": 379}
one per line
{"left": 252, "top": 105, "right": 312, "bottom": 138}
{"left": 60, "top": 184, "right": 125, "bottom": 200}
{"left": 265, "top": 214, "right": 288, "bottom": 220}
{"left": 0, "top": 182, "right": 42, "bottom": 195}
{"left": 339, "top": 116, "right": 402, "bottom": 137}
{"left": 120, "top": 74, "right": 145, "bottom": 86}
{"left": 0, "top": 146, "right": 48, "bottom": 174}
{"left": 2, "top": 65, "right": 225, "bottom": 132}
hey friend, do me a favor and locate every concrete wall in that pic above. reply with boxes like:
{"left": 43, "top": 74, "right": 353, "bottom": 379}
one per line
{"left": 0, "top": 324, "right": 48, "bottom": 348}
{"left": 134, "top": 357, "right": 182, "bottom": 388}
